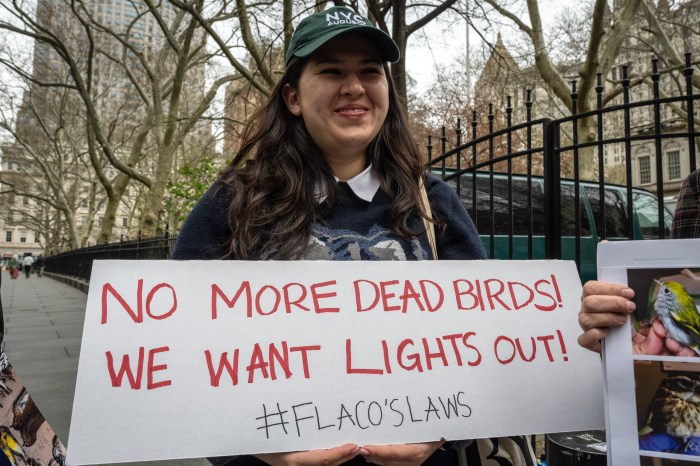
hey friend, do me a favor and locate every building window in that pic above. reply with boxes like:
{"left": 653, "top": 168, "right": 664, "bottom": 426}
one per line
{"left": 122, "top": 218, "right": 128, "bottom": 227}
{"left": 667, "top": 150, "right": 681, "bottom": 180}
{"left": 4, "top": 231, "right": 11, "bottom": 242}
{"left": 19, "top": 232, "right": 26, "bottom": 243}
{"left": 34, "top": 233, "right": 40, "bottom": 243}
{"left": 639, "top": 155, "right": 651, "bottom": 184}
{"left": 23, "top": 196, "right": 29, "bottom": 205}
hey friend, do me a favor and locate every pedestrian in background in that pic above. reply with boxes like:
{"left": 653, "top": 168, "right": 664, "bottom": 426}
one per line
{"left": 670, "top": 168, "right": 700, "bottom": 239}
{"left": 22, "top": 255, "right": 33, "bottom": 279}
{"left": 8, "top": 257, "right": 20, "bottom": 280}
{"left": 34, "top": 255, "right": 45, "bottom": 277}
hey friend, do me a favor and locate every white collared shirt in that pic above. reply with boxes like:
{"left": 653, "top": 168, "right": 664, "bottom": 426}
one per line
{"left": 317, "top": 164, "right": 380, "bottom": 203}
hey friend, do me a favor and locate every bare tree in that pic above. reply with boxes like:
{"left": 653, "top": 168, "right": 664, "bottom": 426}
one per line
{"left": 455, "top": 0, "right": 700, "bottom": 178}
{"left": 0, "top": 0, "right": 225, "bottom": 242}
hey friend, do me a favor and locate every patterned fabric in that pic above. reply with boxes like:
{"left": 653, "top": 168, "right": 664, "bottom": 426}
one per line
{"left": 463, "top": 436, "right": 537, "bottom": 466}
{"left": 671, "top": 169, "right": 700, "bottom": 239}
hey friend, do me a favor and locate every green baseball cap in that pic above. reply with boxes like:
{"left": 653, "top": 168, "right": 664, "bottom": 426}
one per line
{"left": 285, "top": 6, "right": 400, "bottom": 66}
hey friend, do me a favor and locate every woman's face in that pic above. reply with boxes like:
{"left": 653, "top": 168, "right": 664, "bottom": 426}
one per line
{"left": 282, "top": 33, "right": 390, "bottom": 178}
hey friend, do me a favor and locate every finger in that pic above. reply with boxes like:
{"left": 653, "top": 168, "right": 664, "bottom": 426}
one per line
{"left": 578, "top": 307, "right": 628, "bottom": 332}
{"left": 359, "top": 444, "right": 399, "bottom": 465}
{"left": 638, "top": 326, "right": 665, "bottom": 356}
{"left": 581, "top": 294, "right": 635, "bottom": 319}
{"left": 578, "top": 328, "right": 610, "bottom": 353}
{"left": 318, "top": 444, "right": 362, "bottom": 464}
{"left": 664, "top": 337, "right": 698, "bottom": 357}
{"left": 652, "top": 319, "right": 668, "bottom": 338}
{"left": 361, "top": 440, "right": 444, "bottom": 466}
{"left": 581, "top": 280, "right": 635, "bottom": 300}
{"left": 256, "top": 444, "right": 359, "bottom": 466}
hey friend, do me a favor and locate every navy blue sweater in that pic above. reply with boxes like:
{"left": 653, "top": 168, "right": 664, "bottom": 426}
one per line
{"left": 172, "top": 174, "right": 485, "bottom": 261}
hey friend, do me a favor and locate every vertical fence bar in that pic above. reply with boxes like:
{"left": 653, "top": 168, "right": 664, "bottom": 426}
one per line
{"left": 571, "top": 80, "right": 581, "bottom": 268}
{"left": 622, "top": 65, "right": 634, "bottom": 240}
{"left": 685, "top": 52, "right": 697, "bottom": 173}
{"left": 471, "top": 111, "right": 478, "bottom": 223}
{"left": 506, "top": 96, "right": 514, "bottom": 259}
{"left": 488, "top": 103, "right": 495, "bottom": 258}
{"left": 164, "top": 224, "right": 170, "bottom": 258}
{"left": 427, "top": 135, "right": 433, "bottom": 163}
{"left": 441, "top": 126, "right": 447, "bottom": 178}
{"left": 652, "top": 57, "right": 666, "bottom": 238}
{"left": 526, "top": 90, "right": 533, "bottom": 259}
{"left": 596, "top": 72, "right": 607, "bottom": 241}
{"left": 456, "top": 118, "right": 462, "bottom": 198}
{"left": 544, "top": 120, "right": 561, "bottom": 259}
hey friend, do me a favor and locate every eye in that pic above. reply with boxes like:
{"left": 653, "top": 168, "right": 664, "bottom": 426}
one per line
{"left": 664, "top": 287, "right": 671, "bottom": 294}
{"left": 362, "top": 67, "right": 382, "bottom": 75}
{"left": 320, "top": 68, "right": 341, "bottom": 75}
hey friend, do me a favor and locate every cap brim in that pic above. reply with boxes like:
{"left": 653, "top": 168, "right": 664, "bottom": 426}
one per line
{"left": 290, "top": 26, "right": 400, "bottom": 65}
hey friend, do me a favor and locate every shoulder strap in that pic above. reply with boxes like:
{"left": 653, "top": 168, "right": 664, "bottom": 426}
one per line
{"left": 0, "top": 271, "right": 4, "bottom": 347}
{"left": 419, "top": 178, "right": 438, "bottom": 260}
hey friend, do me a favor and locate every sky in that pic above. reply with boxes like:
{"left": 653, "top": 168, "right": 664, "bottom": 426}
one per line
{"left": 405, "top": 0, "right": 572, "bottom": 94}
{"left": 0, "top": 0, "right": 574, "bottom": 144}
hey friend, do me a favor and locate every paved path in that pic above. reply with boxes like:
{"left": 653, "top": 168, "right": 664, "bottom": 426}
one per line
{"left": 1, "top": 274, "right": 209, "bottom": 466}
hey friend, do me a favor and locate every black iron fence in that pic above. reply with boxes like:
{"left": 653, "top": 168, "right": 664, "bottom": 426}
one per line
{"left": 428, "top": 54, "right": 698, "bottom": 281}
{"left": 44, "top": 228, "right": 176, "bottom": 282}
{"left": 44, "top": 55, "right": 699, "bottom": 283}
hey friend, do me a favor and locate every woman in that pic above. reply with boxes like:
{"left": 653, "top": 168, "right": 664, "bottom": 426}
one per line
{"left": 174, "top": 6, "right": 527, "bottom": 466}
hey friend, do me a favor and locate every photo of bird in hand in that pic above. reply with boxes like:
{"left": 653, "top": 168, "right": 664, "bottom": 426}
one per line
{"left": 654, "top": 279, "right": 700, "bottom": 356}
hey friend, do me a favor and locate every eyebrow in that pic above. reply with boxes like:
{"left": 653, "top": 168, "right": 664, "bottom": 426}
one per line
{"left": 312, "top": 56, "right": 383, "bottom": 66}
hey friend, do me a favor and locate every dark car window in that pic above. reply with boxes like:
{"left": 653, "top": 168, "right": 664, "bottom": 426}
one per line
{"left": 451, "top": 174, "right": 545, "bottom": 236}
{"left": 583, "top": 186, "right": 628, "bottom": 238}
{"left": 633, "top": 191, "right": 672, "bottom": 238}
{"left": 560, "top": 184, "right": 591, "bottom": 236}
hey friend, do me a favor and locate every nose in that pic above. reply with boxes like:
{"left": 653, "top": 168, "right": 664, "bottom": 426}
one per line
{"left": 341, "top": 73, "right": 365, "bottom": 96}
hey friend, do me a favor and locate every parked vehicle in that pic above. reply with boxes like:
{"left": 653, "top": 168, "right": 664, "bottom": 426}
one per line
{"left": 438, "top": 170, "right": 673, "bottom": 282}
{"left": 664, "top": 195, "right": 679, "bottom": 215}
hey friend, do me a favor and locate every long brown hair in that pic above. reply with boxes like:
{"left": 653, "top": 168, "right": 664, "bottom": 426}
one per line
{"left": 219, "top": 57, "right": 427, "bottom": 259}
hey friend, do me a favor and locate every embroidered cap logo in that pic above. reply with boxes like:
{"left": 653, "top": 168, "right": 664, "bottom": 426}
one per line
{"left": 325, "top": 10, "right": 367, "bottom": 27}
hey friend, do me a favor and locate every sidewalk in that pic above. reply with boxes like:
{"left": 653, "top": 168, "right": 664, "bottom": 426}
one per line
{"left": 1, "top": 273, "right": 209, "bottom": 466}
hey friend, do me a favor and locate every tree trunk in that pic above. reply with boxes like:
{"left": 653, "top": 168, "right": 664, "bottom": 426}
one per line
{"left": 98, "top": 172, "right": 131, "bottom": 244}
{"left": 391, "top": 0, "right": 408, "bottom": 108}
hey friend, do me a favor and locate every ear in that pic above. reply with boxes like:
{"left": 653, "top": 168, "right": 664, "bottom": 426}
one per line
{"left": 282, "top": 83, "right": 302, "bottom": 116}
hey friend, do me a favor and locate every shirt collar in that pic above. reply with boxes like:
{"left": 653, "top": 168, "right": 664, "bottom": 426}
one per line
{"left": 337, "top": 164, "right": 380, "bottom": 202}
{"left": 316, "top": 164, "right": 381, "bottom": 203}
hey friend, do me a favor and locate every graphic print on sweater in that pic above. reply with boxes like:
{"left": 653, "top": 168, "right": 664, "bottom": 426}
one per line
{"left": 304, "top": 224, "right": 428, "bottom": 260}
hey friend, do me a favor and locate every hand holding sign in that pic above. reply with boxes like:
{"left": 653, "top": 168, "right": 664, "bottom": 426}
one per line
{"left": 254, "top": 443, "right": 361, "bottom": 466}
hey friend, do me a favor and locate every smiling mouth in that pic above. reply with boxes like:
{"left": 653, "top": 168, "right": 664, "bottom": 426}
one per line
{"left": 337, "top": 107, "right": 368, "bottom": 114}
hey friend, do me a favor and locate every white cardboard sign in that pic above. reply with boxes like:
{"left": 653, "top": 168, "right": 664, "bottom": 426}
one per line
{"left": 67, "top": 260, "right": 604, "bottom": 465}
